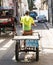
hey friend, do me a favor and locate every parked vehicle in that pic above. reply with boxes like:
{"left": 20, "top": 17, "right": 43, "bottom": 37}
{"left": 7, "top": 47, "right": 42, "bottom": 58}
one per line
{"left": 29, "top": 11, "right": 38, "bottom": 20}
{"left": 36, "top": 15, "right": 47, "bottom": 23}
{"left": 0, "top": 8, "right": 15, "bottom": 35}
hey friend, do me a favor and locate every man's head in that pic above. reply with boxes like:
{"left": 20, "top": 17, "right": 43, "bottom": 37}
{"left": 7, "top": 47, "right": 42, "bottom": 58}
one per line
{"left": 25, "top": 11, "right": 29, "bottom": 15}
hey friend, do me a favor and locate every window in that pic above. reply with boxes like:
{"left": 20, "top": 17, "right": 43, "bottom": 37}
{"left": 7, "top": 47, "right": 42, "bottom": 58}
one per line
{"left": 0, "top": 9, "right": 13, "bottom": 18}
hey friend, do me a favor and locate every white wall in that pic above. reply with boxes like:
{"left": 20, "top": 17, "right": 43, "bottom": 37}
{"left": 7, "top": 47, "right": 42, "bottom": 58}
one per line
{"left": 20, "top": 0, "right": 29, "bottom": 16}
{"left": 3, "top": 0, "right": 14, "bottom": 9}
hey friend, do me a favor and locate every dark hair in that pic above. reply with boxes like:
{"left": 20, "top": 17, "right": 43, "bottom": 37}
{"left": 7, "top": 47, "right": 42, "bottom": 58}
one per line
{"left": 25, "top": 11, "right": 29, "bottom": 15}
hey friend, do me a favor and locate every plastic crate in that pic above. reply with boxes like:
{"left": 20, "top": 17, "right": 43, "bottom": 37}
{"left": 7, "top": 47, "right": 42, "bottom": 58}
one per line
{"left": 25, "top": 40, "right": 39, "bottom": 47}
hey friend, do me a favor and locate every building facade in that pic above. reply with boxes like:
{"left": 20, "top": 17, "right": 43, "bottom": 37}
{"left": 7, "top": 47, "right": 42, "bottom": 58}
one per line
{"left": 41, "top": 0, "right": 48, "bottom": 10}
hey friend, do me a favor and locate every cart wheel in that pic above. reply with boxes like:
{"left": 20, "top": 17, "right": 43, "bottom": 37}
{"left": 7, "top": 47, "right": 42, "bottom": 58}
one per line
{"left": 15, "top": 41, "right": 20, "bottom": 61}
{"left": 36, "top": 47, "right": 39, "bottom": 61}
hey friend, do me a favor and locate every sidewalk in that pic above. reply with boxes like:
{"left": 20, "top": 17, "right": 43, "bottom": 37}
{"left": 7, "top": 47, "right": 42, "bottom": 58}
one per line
{"left": 36, "top": 22, "right": 53, "bottom": 65}
{"left": 39, "top": 22, "right": 53, "bottom": 50}
{"left": 40, "top": 29, "right": 53, "bottom": 49}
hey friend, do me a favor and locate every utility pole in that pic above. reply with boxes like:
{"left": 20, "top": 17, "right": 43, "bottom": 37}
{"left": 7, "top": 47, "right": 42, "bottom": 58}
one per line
{"left": 51, "top": 0, "right": 53, "bottom": 26}
{"left": 16, "top": 0, "right": 20, "bottom": 24}
{"left": 13, "top": 0, "right": 20, "bottom": 24}
{"left": 15, "top": 0, "right": 19, "bottom": 16}
{"left": 48, "top": 0, "right": 53, "bottom": 26}
{"left": 0, "top": 0, "right": 1, "bottom": 6}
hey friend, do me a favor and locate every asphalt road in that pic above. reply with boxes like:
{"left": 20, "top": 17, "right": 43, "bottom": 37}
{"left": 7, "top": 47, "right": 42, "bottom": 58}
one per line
{"left": 0, "top": 23, "right": 50, "bottom": 65}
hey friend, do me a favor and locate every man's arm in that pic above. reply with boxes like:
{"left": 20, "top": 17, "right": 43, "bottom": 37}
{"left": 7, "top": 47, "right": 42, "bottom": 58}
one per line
{"left": 31, "top": 17, "right": 37, "bottom": 26}
{"left": 19, "top": 18, "right": 23, "bottom": 27}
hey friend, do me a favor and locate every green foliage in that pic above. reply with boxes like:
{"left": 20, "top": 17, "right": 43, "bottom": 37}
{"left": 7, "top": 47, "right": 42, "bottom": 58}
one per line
{"left": 27, "top": 0, "right": 35, "bottom": 11}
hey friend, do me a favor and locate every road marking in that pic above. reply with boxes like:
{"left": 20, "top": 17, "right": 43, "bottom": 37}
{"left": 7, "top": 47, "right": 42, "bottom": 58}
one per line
{"left": 12, "top": 55, "right": 17, "bottom": 62}
{"left": 12, "top": 55, "right": 15, "bottom": 60}
{"left": 0, "top": 39, "right": 5, "bottom": 43}
{"left": 0, "top": 47, "right": 7, "bottom": 50}
{"left": 0, "top": 39, "right": 14, "bottom": 50}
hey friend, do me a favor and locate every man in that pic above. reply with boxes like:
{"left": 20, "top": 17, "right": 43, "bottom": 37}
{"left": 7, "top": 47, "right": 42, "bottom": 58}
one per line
{"left": 20, "top": 11, "right": 36, "bottom": 35}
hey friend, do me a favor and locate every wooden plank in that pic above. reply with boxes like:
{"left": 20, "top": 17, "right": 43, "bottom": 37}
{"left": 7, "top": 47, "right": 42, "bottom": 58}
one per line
{"left": 13, "top": 32, "right": 40, "bottom": 40}
{"left": 13, "top": 34, "right": 39, "bottom": 40}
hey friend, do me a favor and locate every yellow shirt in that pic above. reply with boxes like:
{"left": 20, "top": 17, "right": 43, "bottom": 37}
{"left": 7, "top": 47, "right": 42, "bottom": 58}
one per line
{"left": 20, "top": 15, "right": 34, "bottom": 31}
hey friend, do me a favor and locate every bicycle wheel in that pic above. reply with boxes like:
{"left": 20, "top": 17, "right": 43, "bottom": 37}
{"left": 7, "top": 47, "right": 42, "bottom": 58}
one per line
{"left": 15, "top": 40, "right": 20, "bottom": 61}
{"left": 36, "top": 47, "right": 39, "bottom": 61}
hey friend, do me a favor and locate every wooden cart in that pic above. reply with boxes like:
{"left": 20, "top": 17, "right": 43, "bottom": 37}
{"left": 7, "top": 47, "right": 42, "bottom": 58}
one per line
{"left": 13, "top": 32, "right": 40, "bottom": 62}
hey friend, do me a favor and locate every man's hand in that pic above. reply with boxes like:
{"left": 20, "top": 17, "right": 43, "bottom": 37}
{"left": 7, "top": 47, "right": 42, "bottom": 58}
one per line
{"left": 32, "top": 23, "right": 37, "bottom": 26}
{"left": 18, "top": 23, "right": 22, "bottom": 27}
{"left": 34, "top": 23, "right": 37, "bottom": 26}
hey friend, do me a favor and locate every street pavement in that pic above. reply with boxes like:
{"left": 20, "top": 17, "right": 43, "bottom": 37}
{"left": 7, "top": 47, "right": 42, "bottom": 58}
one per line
{"left": 0, "top": 22, "right": 53, "bottom": 65}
